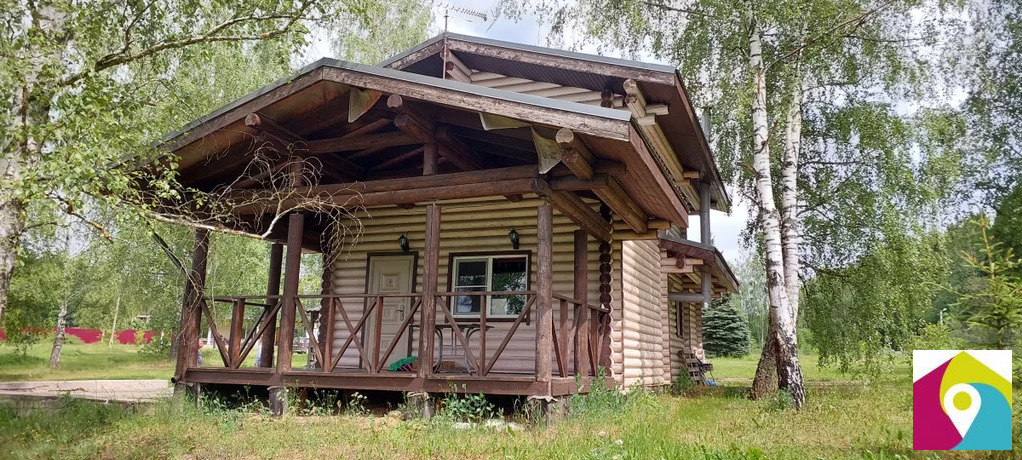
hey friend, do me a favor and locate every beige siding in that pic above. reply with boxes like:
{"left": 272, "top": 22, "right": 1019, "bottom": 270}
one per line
{"left": 327, "top": 196, "right": 617, "bottom": 375}
{"left": 617, "top": 240, "right": 668, "bottom": 388}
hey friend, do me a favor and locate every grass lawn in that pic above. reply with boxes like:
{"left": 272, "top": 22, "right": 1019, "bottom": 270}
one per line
{"left": 0, "top": 342, "right": 310, "bottom": 382}
{"left": 0, "top": 344, "right": 1003, "bottom": 459}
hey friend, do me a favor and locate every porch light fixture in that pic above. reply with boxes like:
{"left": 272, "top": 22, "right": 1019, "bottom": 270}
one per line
{"left": 398, "top": 234, "right": 410, "bottom": 253}
{"left": 509, "top": 228, "right": 520, "bottom": 250}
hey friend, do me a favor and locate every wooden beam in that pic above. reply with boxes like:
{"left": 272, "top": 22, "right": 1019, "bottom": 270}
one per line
{"left": 232, "top": 166, "right": 611, "bottom": 214}
{"left": 423, "top": 143, "right": 438, "bottom": 175}
{"left": 393, "top": 113, "right": 434, "bottom": 143}
{"left": 536, "top": 203, "right": 554, "bottom": 391}
{"left": 572, "top": 229, "right": 590, "bottom": 376}
{"left": 259, "top": 243, "right": 283, "bottom": 368}
{"left": 531, "top": 178, "right": 613, "bottom": 243}
{"left": 306, "top": 132, "right": 419, "bottom": 155}
{"left": 417, "top": 205, "right": 440, "bottom": 379}
{"left": 245, "top": 113, "right": 305, "bottom": 146}
{"left": 593, "top": 176, "right": 649, "bottom": 234}
{"left": 370, "top": 146, "right": 424, "bottom": 172}
{"left": 434, "top": 127, "right": 484, "bottom": 170}
{"left": 555, "top": 128, "right": 595, "bottom": 180}
{"left": 276, "top": 214, "right": 305, "bottom": 375}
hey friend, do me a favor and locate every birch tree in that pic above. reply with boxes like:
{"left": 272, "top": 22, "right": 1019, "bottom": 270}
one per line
{"left": 507, "top": 0, "right": 967, "bottom": 408}
{"left": 0, "top": 0, "right": 400, "bottom": 323}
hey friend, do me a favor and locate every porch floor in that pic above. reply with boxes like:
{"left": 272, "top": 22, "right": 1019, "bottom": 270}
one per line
{"left": 184, "top": 367, "right": 588, "bottom": 396}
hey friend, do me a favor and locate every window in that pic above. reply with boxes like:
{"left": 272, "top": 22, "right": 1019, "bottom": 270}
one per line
{"left": 451, "top": 254, "right": 529, "bottom": 318}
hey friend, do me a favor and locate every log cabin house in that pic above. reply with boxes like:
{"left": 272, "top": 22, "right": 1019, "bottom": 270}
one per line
{"left": 161, "top": 33, "right": 738, "bottom": 415}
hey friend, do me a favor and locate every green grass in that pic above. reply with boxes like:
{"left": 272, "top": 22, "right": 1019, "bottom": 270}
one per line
{"left": 2, "top": 345, "right": 1001, "bottom": 459}
{"left": 0, "top": 343, "right": 173, "bottom": 382}
{"left": 711, "top": 350, "right": 884, "bottom": 382}
{"left": 0, "top": 342, "right": 310, "bottom": 382}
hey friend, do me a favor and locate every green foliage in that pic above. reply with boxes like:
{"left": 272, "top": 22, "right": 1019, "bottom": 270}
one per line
{"left": 670, "top": 369, "right": 695, "bottom": 394}
{"left": 955, "top": 217, "right": 1022, "bottom": 349}
{"left": 570, "top": 366, "right": 626, "bottom": 416}
{"left": 907, "top": 323, "right": 963, "bottom": 351}
{"left": 702, "top": 297, "right": 750, "bottom": 358}
{"left": 437, "top": 387, "right": 500, "bottom": 422}
{"left": 803, "top": 230, "right": 950, "bottom": 374}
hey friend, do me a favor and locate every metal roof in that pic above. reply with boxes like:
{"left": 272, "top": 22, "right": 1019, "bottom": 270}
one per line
{"left": 160, "top": 56, "right": 630, "bottom": 147}
{"left": 379, "top": 32, "right": 677, "bottom": 74}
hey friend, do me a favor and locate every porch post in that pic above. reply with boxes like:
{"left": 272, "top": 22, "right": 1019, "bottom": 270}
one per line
{"left": 173, "top": 228, "right": 209, "bottom": 395}
{"left": 276, "top": 214, "right": 304, "bottom": 374}
{"left": 417, "top": 204, "right": 440, "bottom": 380}
{"left": 535, "top": 203, "right": 554, "bottom": 390}
{"left": 572, "top": 229, "right": 590, "bottom": 376}
{"left": 259, "top": 243, "right": 283, "bottom": 368}
{"left": 597, "top": 204, "right": 613, "bottom": 371}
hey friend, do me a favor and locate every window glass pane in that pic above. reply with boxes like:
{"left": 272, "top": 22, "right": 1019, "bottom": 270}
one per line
{"left": 455, "top": 287, "right": 484, "bottom": 314}
{"left": 455, "top": 260, "right": 487, "bottom": 287}
{"left": 491, "top": 257, "right": 527, "bottom": 316}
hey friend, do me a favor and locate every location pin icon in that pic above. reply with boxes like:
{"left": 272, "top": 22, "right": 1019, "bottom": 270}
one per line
{"left": 943, "top": 383, "right": 981, "bottom": 437}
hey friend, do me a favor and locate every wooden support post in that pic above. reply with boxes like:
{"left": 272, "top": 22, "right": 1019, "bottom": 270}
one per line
{"left": 260, "top": 243, "right": 283, "bottom": 368}
{"left": 597, "top": 205, "right": 613, "bottom": 371}
{"left": 229, "top": 299, "right": 245, "bottom": 367}
{"left": 417, "top": 205, "right": 441, "bottom": 379}
{"left": 173, "top": 229, "right": 209, "bottom": 395}
{"left": 536, "top": 203, "right": 554, "bottom": 390}
{"left": 276, "top": 213, "right": 305, "bottom": 376}
{"left": 423, "top": 143, "right": 438, "bottom": 176}
{"left": 319, "top": 251, "right": 333, "bottom": 370}
{"left": 572, "top": 230, "right": 590, "bottom": 376}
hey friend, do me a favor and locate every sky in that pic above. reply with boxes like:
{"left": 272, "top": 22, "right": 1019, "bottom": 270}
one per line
{"left": 305, "top": 1, "right": 751, "bottom": 263}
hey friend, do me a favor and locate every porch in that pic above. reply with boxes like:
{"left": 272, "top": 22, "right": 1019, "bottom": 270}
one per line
{"left": 173, "top": 202, "right": 614, "bottom": 404}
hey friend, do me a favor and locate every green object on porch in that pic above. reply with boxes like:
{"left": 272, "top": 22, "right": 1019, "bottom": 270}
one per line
{"left": 389, "top": 356, "right": 417, "bottom": 372}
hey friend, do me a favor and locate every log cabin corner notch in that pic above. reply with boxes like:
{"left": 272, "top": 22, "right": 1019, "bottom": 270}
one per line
{"left": 155, "top": 33, "right": 738, "bottom": 409}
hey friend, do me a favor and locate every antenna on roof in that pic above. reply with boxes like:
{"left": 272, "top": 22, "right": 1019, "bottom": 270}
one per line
{"left": 434, "top": 2, "right": 491, "bottom": 79}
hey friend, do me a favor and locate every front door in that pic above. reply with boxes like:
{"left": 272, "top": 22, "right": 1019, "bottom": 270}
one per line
{"left": 365, "top": 254, "right": 416, "bottom": 369}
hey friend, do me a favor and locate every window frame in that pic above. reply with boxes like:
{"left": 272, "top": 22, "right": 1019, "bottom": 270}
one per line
{"left": 447, "top": 251, "right": 532, "bottom": 321}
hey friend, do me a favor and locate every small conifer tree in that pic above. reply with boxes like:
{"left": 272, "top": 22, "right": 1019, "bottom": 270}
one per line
{"left": 703, "top": 297, "right": 751, "bottom": 358}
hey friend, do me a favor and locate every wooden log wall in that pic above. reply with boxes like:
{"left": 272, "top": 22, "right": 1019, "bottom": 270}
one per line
{"left": 619, "top": 240, "right": 668, "bottom": 387}
{"left": 666, "top": 274, "right": 686, "bottom": 381}
{"left": 326, "top": 195, "right": 620, "bottom": 376}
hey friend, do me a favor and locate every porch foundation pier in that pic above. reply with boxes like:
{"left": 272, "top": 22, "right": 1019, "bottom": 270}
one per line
{"left": 173, "top": 228, "right": 209, "bottom": 396}
{"left": 272, "top": 213, "right": 304, "bottom": 417}
{"left": 572, "top": 229, "right": 590, "bottom": 376}
{"left": 535, "top": 203, "right": 554, "bottom": 393}
{"left": 259, "top": 243, "right": 283, "bottom": 368}
{"left": 417, "top": 204, "right": 440, "bottom": 379}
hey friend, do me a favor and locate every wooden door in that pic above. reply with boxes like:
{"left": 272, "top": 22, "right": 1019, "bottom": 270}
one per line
{"left": 365, "top": 254, "right": 415, "bottom": 369}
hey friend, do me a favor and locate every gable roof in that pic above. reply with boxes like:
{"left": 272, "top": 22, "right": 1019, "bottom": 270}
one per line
{"left": 380, "top": 33, "right": 730, "bottom": 212}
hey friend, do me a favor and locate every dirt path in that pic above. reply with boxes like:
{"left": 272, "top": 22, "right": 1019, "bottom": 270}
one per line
{"left": 0, "top": 379, "right": 171, "bottom": 403}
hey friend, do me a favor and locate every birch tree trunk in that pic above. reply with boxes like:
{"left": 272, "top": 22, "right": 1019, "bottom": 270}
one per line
{"left": 748, "top": 24, "right": 806, "bottom": 408}
{"left": 108, "top": 293, "right": 121, "bottom": 347}
{"left": 49, "top": 298, "right": 69, "bottom": 368}
{"left": 780, "top": 82, "right": 803, "bottom": 323}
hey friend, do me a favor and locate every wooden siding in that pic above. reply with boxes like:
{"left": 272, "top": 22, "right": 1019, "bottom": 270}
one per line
{"left": 618, "top": 240, "right": 668, "bottom": 387}
{"left": 326, "top": 196, "right": 618, "bottom": 376}
{"left": 666, "top": 274, "right": 686, "bottom": 381}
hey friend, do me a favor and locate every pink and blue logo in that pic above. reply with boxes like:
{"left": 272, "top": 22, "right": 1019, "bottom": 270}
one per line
{"left": 913, "top": 350, "right": 1012, "bottom": 450}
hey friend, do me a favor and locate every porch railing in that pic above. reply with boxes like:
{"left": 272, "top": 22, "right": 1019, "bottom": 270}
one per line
{"left": 199, "top": 291, "right": 601, "bottom": 378}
